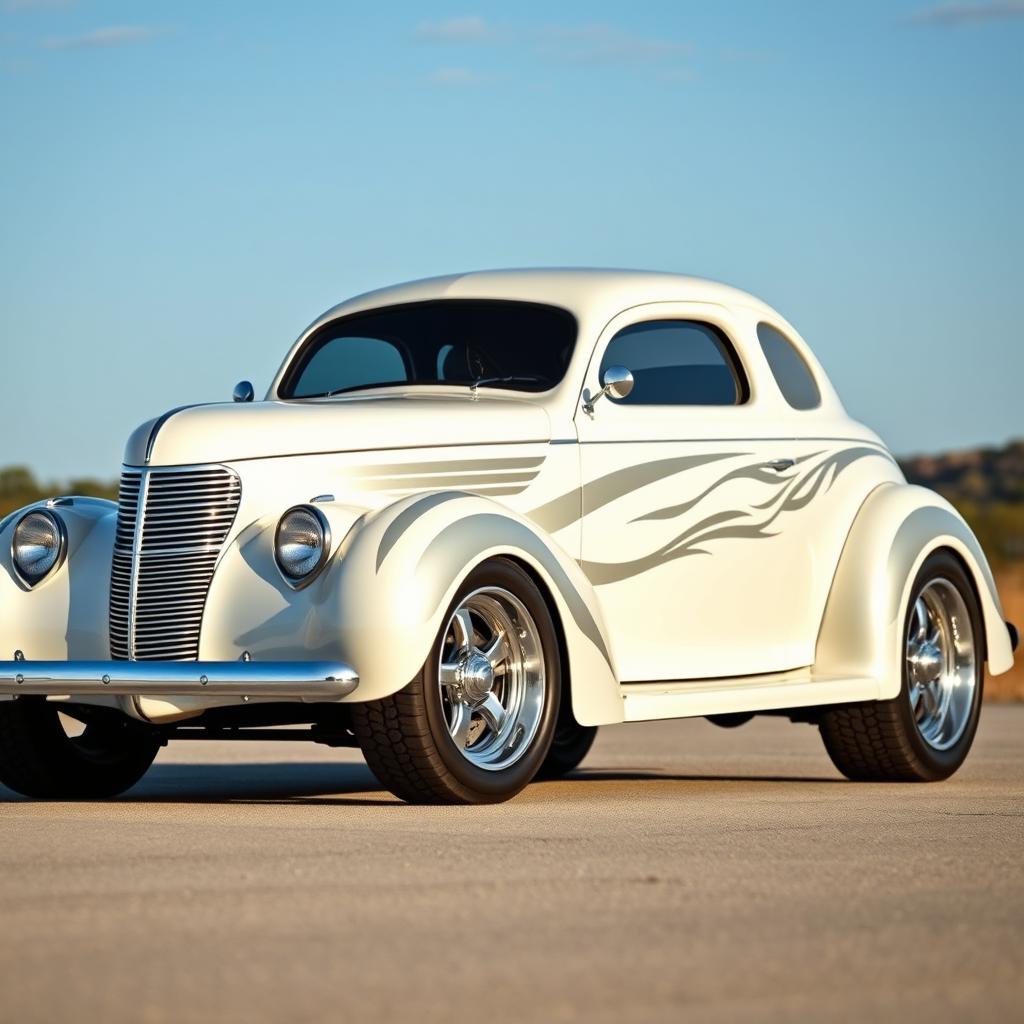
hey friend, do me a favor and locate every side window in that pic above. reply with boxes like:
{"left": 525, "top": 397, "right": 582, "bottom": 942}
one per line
{"left": 600, "top": 320, "right": 747, "bottom": 406}
{"left": 290, "top": 335, "right": 408, "bottom": 398}
{"left": 756, "top": 323, "right": 821, "bottom": 410}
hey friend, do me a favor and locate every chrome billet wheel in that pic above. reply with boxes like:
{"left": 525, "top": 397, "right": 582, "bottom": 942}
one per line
{"left": 906, "top": 578, "right": 977, "bottom": 751}
{"left": 438, "top": 587, "right": 546, "bottom": 771}
{"left": 351, "top": 557, "right": 561, "bottom": 804}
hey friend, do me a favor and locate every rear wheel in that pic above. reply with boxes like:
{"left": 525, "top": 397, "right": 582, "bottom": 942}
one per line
{"left": 819, "top": 551, "right": 983, "bottom": 782}
{"left": 352, "top": 558, "right": 561, "bottom": 804}
{"left": 0, "top": 699, "right": 160, "bottom": 799}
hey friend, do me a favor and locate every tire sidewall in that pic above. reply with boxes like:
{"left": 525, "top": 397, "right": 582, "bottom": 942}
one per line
{"left": 896, "top": 551, "right": 985, "bottom": 778}
{"left": 422, "top": 558, "right": 562, "bottom": 799}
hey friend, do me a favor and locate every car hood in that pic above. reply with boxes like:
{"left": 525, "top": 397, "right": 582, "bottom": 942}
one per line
{"left": 124, "top": 393, "right": 552, "bottom": 467}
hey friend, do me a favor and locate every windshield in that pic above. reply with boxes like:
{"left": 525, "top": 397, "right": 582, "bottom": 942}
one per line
{"left": 281, "top": 300, "right": 577, "bottom": 399}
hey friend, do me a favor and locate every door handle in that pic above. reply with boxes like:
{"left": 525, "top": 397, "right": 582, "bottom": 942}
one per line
{"left": 766, "top": 458, "right": 796, "bottom": 471}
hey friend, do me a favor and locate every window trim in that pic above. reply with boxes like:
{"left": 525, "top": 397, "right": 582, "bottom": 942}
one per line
{"left": 598, "top": 318, "right": 751, "bottom": 408}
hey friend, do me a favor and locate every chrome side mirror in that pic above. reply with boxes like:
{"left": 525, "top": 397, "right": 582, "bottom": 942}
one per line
{"left": 583, "top": 365, "right": 634, "bottom": 414}
{"left": 232, "top": 380, "right": 255, "bottom": 403}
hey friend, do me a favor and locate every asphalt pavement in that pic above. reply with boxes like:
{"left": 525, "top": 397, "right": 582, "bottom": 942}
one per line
{"left": 1, "top": 706, "right": 1022, "bottom": 1024}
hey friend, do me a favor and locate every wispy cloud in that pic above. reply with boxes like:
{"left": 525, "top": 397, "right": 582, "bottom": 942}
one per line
{"left": 908, "top": 1, "right": 1024, "bottom": 25}
{"left": 427, "top": 65, "right": 486, "bottom": 86}
{"left": 43, "top": 24, "right": 164, "bottom": 49}
{"left": 415, "top": 16, "right": 693, "bottom": 77}
{"left": 416, "top": 16, "right": 494, "bottom": 42}
{"left": 534, "top": 23, "right": 692, "bottom": 65}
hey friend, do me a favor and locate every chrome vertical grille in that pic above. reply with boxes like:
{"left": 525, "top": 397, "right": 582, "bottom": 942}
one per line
{"left": 109, "top": 466, "right": 242, "bottom": 661}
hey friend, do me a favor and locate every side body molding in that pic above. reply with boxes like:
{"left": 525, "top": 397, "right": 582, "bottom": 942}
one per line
{"left": 815, "top": 483, "right": 1014, "bottom": 698}
{"left": 334, "top": 491, "right": 623, "bottom": 725}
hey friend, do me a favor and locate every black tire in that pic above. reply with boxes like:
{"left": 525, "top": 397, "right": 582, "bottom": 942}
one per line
{"left": 819, "top": 551, "right": 984, "bottom": 782}
{"left": 706, "top": 713, "right": 754, "bottom": 729}
{"left": 0, "top": 699, "right": 160, "bottom": 799}
{"left": 536, "top": 716, "right": 597, "bottom": 780}
{"left": 351, "top": 558, "right": 562, "bottom": 804}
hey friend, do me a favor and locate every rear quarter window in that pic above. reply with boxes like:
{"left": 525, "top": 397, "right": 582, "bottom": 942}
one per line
{"left": 756, "top": 323, "right": 821, "bottom": 410}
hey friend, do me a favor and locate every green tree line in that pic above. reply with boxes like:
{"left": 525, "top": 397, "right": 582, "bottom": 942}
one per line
{"left": 0, "top": 466, "right": 118, "bottom": 518}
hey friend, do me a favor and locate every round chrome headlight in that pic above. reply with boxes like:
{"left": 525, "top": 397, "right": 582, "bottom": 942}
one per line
{"left": 275, "top": 505, "right": 331, "bottom": 587}
{"left": 12, "top": 509, "right": 67, "bottom": 587}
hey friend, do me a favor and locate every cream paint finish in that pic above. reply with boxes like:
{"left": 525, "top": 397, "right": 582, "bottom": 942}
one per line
{"left": 575, "top": 301, "right": 904, "bottom": 680}
{"left": 0, "top": 270, "right": 1015, "bottom": 725}
{"left": 126, "top": 393, "right": 553, "bottom": 468}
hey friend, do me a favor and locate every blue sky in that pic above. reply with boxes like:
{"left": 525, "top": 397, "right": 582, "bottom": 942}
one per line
{"left": 1, "top": 1, "right": 1021, "bottom": 480}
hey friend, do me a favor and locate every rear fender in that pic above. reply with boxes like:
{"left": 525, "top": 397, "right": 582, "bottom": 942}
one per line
{"left": 815, "top": 483, "right": 1014, "bottom": 698}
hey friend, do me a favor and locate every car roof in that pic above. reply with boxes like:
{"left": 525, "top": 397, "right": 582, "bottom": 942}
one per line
{"left": 269, "top": 268, "right": 852, "bottom": 423}
{"left": 311, "top": 268, "right": 782, "bottom": 327}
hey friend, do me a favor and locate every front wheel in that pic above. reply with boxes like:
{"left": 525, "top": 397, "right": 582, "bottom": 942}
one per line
{"left": 0, "top": 699, "right": 160, "bottom": 799}
{"left": 819, "top": 550, "right": 984, "bottom": 782}
{"left": 352, "top": 558, "right": 562, "bottom": 804}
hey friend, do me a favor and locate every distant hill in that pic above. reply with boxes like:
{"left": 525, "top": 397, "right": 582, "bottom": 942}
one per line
{"left": 899, "top": 440, "right": 1024, "bottom": 505}
{"left": 3, "top": 440, "right": 1023, "bottom": 562}
{"left": 898, "top": 439, "right": 1024, "bottom": 564}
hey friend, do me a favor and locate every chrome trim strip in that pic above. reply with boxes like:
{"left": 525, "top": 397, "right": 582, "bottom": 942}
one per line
{"left": 127, "top": 469, "right": 150, "bottom": 659}
{"left": 0, "top": 659, "right": 358, "bottom": 701}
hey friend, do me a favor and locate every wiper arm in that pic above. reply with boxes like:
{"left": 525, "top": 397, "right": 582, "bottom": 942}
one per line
{"left": 469, "top": 375, "right": 545, "bottom": 391}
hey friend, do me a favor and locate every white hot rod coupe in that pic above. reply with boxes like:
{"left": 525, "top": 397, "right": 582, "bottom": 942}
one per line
{"left": 0, "top": 270, "right": 1018, "bottom": 803}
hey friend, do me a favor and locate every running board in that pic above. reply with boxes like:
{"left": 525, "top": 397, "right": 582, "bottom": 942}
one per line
{"left": 620, "top": 671, "right": 880, "bottom": 722}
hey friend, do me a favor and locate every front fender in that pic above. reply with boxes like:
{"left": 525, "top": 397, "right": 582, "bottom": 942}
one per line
{"left": 0, "top": 497, "right": 118, "bottom": 664}
{"left": 203, "top": 491, "right": 622, "bottom": 725}
{"left": 815, "top": 483, "right": 1014, "bottom": 699}
{"left": 345, "top": 491, "right": 622, "bottom": 724}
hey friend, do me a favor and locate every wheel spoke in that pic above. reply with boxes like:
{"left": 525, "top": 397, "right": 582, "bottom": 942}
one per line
{"left": 439, "top": 661, "right": 461, "bottom": 689}
{"left": 913, "top": 598, "right": 929, "bottom": 641}
{"left": 449, "top": 702, "right": 474, "bottom": 749}
{"left": 908, "top": 682, "right": 923, "bottom": 719}
{"left": 480, "top": 631, "right": 506, "bottom": 670}
{"left": 477, "top": 692, "right": 507, "bottom": 735}
{"left": 451, "top": 608, "right": 474, "bottom": 650}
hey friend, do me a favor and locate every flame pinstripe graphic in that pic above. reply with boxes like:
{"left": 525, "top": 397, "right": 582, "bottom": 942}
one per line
{"left": 580, "top": 446, "right": 891, "bottom": 585}
{"left": 372, "top": 446, "right": 890, "bottom": 643}
{"left": 630, "top": 452, "right": 822, "bottom": 523}
{"left": 527, "top": 452, "right": 739, "bottom": 533}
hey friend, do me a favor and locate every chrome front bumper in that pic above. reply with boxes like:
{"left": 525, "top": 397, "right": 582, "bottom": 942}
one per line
{"left": 0, "top": 659, "right": 358, "bottom": 702}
